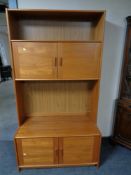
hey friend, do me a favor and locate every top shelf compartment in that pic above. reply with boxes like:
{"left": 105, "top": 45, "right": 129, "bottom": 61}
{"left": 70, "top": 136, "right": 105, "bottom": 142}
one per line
{"left": 6, "top": 9, "right": 105, "bottom": 42}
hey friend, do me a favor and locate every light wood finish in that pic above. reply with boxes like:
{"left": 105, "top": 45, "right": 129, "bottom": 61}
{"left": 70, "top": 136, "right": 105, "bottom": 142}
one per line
{"left": 18, "top": 162, "right": 98, "bottom": 169}
{"left": 11, "top": 40, "right": 102, "bottom": 43}
{"left": 7, "top": 9, "right": 105, "bottom": 42}
{"left": 16, "top": 138, "right": 58, "bottom": 166}
{"left": 21, "top": 81, "right": 92, "bottom": 116}
{"left": 58, "top": 43, "right": 102, "bottom": 79}
{"left": 15, "top": 116, "right": 101, "bottom": 167}
{"left": 93, "top": 135, "right": 101, "bottom": 167}
{"left": 15, "top": 82, "right": 25, "bottom": 125}
{"left": 90, "top": 81, "right": 100, "bottom": 122}
{"left": 6, "top": 9, "right": 105, "bottom": 169}
{"left": 12, "top": 42, "right": 57, "bottom": 79}
{"left": 15, "top": 116, "right": 100, "bottom": 138}
{"left": 12, "top": 42, "right": 102, "bottom": 80}
{"left": 60, "top": 136, "right": 100, "bottom": 164}
{"left": 17, "top": 20, "right": 95, "bottom": 41}
{"left": 6, "top": 9, "right": 19, "bottom": 40}
{"left": 15, "top": 135, "right": 100, "bottom": 168}
{"left": 94, "top": 12, "right": 105, "bottom": 41}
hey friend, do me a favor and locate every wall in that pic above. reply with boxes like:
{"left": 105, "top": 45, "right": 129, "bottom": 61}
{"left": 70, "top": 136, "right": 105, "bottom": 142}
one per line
{"left": 17, "top": 0, "right": 131, "bottom": 136}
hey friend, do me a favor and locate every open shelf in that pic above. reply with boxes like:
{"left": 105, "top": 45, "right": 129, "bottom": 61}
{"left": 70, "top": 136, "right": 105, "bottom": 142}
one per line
{"left": 7, "top": 9, "right": 105, "bottom": 41}
{"left": 15, "top": 116, "right": 100, "bottom": 138}
{"left": 15, "top": 81, "right": 99, "bottom": 123}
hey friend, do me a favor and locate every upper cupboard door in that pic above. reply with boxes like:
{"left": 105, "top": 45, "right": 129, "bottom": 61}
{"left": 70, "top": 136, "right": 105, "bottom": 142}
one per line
{"left": 58, "top": 43, "right": 102, "bottom": 80}
{"left": 12, "top": 42, "right": 57, "bottom": 79}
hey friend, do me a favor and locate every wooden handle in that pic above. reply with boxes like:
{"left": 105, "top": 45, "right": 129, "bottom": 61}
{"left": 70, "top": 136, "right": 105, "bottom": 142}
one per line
{"left": 55, "top": 149, "right": 58, "bottom": 157}
{"left": 60, "top": 149, "right": 63, "bottom": 158}
{"left": 54, "top": 57, "right": 57, "bottom": 67}
{"left": 60, "top": 57, "right": 63, "bottom": 66}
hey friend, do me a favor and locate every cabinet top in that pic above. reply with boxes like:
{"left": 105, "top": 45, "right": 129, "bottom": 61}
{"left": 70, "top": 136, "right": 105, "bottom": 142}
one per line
{"left": 6, "top": 9, "right": 105, "bottom": 21}
{"left": 6, "top": 9, "right": 105, "bottom": 13}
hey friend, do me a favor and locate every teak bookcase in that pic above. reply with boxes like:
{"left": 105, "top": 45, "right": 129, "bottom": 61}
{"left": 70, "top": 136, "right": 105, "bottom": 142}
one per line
{"left": 6, "top": 9, "right": 105, "bottom": 170}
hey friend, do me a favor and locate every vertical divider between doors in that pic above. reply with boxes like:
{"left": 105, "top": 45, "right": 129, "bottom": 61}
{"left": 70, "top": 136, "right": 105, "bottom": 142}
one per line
{"left": 59, "top": 137, "right": 63, "bottom": 164}
{"left": 56, "top": 42, "right": 59, "bottom": 79}
{"left": 54, "top": 138, "right": 59, "bottom": 164}
{"left": 57, "top": 43, "right": 62, "bottom": 79}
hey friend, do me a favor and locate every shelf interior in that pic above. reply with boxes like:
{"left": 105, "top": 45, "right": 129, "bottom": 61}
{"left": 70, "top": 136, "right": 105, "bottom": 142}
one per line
{"left": 15, "top": 80, "right": 99, "bottom": 124}
{"left": 15, "top": 116, "right": 100, "bottom": 138}
{"left": 7, "top": 10, "right": 105, "bottom": 41}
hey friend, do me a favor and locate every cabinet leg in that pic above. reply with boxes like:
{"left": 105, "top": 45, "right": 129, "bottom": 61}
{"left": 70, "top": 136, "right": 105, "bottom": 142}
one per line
{"left": 96, "top": 163, "right": 100, "bottom": 168}
{"left": 18, "top": 167, "right": 21, "bottom": 172}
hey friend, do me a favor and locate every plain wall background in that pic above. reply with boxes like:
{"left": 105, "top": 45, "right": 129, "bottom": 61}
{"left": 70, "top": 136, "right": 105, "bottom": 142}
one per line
{"left": 16, "top": 0, "right": 131, "bottom": 136}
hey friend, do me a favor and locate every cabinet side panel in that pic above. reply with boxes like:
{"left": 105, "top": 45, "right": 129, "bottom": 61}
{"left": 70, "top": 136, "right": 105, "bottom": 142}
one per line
{"left": 6, "top": 10, "right": 25, "bottom": 125}
{"left": 15, "top": 139, "right": 24, "bottom": 166}
{"left": 94, "top": 12, "right": 105, "bottom": 41}
{"left": 89, "top": 81, "right": 100, "bottom": 122}
{"left": 93, "top": 135, "right": 101, "bottom": 165}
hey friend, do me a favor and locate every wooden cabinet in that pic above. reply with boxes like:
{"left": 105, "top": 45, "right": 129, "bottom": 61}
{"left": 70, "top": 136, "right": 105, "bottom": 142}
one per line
{"left": 112, "top": 16, "right": 131, "bottom": 149}
{"left": 15, "top": 134, "right": 101, "bottom": 167}
{"left": 12, "top": 42, "right": 102, "bottom": 80}
{"left": 6, "top": 9, "right": 105, "bottom": 170}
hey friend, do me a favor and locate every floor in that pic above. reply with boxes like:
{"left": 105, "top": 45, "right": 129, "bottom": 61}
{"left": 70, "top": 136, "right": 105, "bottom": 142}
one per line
{"left": 0, "top": 80, "right": 17, "bottom": 140}
{"left": 0, "top": 80, "right": 131, "bottom": 175}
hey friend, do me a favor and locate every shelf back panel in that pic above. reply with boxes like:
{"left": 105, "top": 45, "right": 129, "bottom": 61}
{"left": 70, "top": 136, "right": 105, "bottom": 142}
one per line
{"left": 16, "top": 20, "right": 95, "bottom": 41}
{"left": 20, "top": 81, "right": 94, "bottom": 116}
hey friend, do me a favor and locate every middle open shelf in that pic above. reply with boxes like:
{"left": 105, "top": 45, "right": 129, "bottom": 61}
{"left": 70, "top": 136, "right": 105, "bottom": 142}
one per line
{"left": 15, "top": 80, "right": 99, "bottom": 124}
{"left": 15, "top": 116, "right": 100, "bottom": 138}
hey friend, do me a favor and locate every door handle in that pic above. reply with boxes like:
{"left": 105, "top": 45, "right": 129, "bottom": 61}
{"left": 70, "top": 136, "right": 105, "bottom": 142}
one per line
{"left": 60, "top": 57, "right": 63, "bottom": 66}
{"left": 54, "top": 57, "right": 57, "bottom": 67}
{"left": 55, "top": 149, "right": 58, "bottom": 157}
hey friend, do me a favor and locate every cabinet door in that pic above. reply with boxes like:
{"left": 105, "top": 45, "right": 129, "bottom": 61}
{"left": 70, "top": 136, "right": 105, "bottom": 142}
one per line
{"left": 16, "top": 138, "right": 58, "bottom": 166}
{"left": 58, "top": 43, "right": 102, "bottom": 79}
{"left": 59, "top": 136, "right": 101, "bottom": 165}
{"left": 12, "top": 42, "right": 57, "bottom": 79}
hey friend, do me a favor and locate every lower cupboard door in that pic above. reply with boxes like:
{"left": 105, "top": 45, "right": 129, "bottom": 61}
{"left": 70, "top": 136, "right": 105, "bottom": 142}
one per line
{"left": 16, "top": 138, "right": 58, "bottom": 166}
{"left": 60, "top": 136, "right": 101, "bottom": 165}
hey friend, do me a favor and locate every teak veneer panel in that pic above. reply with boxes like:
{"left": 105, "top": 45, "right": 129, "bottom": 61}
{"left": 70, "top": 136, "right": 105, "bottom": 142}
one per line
{"left": 21, "top": 81, "right": 92, "bottom": 116}
{"left": 61, "top": 136, "right": 99, "bottom": 164}
{"left": 58, "top": 43, "right": 102, "bottom": 79}
{"left": 16, "top": 138, "right": 58, "bottom": 166}
{"left": 12, "top": 42, "right": 102, "bottom": 80}
{"left": 16, "top": 20, "right": 95, "bottom": 41}
{"left": 12, "top": 42, "right": 57, "bottom": 79}
{"left": 15, "top": 116, "right": 100, "bottom": 138}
